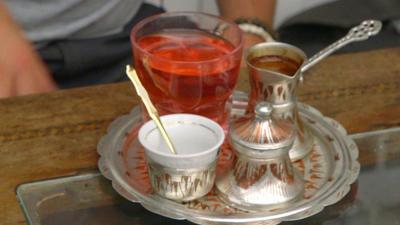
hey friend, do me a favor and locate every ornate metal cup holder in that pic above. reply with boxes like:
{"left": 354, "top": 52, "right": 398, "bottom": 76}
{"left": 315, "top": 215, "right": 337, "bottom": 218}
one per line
{"left": 97, "top": 92, "right": 360, "bottom": 225}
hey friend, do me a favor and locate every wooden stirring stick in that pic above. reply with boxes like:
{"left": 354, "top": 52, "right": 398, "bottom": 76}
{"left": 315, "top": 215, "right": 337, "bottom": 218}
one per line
{"left": 126, "top": 65, "right": 177, "bottom": 155}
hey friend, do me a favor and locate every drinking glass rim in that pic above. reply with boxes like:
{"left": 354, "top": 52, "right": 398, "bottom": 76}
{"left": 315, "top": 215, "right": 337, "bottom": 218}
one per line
{"left": 130, "top": 11, "right": 244, "bottom": 65}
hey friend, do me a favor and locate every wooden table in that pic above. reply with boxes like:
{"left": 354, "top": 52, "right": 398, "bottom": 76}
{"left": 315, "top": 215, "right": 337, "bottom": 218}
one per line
{"left": 1, "top": 48, "right": 400, "bottom": 225}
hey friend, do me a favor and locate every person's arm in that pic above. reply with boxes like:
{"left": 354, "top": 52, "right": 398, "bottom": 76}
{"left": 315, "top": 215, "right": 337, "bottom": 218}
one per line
{"left": 217, "top": 0, "right": 276, "bottom": 47}
{"left": 0, "top": 2, "right": 57, "bottom": 98}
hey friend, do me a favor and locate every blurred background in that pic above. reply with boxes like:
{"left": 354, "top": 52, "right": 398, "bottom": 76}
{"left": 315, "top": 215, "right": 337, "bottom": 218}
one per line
{"left": 145, "top": 0, "right": 335, "bottom": 28}
{"left": 146, "top": 0, "right": 400, "bottom": 55}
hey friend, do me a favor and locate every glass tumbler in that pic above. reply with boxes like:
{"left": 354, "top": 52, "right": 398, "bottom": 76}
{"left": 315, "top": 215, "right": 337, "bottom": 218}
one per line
{"left": 130, "top": 12, "right": 243, "bottom": 124}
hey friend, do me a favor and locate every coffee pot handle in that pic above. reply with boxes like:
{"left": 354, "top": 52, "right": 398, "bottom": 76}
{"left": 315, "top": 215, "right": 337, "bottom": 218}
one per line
{"left": 300, "top": 20, "right": 382, "bottom": 81}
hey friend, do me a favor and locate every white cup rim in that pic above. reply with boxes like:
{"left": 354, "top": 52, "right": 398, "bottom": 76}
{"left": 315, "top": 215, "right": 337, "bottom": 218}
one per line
{"left": 138, "top": 114, "right": 225, "bottom": 159}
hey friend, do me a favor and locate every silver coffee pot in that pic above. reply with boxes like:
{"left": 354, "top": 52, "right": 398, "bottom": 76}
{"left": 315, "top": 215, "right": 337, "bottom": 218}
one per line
{"left": 216, "top": 102, "right": 304, "bottom": 211}
{"left": 245, "top": 42, "right": 313, "bottom": 161}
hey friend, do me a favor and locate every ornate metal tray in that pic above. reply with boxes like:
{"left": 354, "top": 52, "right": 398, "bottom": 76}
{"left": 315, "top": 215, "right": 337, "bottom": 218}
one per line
{"left": 97, "top": 92, "right": 360, "bottom": 225}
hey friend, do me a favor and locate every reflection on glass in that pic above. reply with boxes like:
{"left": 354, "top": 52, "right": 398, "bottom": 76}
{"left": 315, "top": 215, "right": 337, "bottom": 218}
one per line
{"left": 17, "top": 128, "right": 400, "bottom": 225}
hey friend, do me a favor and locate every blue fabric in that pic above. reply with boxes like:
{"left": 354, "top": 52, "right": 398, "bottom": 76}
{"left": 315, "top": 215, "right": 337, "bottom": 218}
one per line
{"left": 38, "top": 3, "right": 164, "bottom": 89}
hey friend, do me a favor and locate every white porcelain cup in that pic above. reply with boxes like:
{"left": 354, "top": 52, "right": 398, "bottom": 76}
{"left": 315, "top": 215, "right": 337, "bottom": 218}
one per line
{"left": 138, "top": 114, "right": 225, "bottom": 201}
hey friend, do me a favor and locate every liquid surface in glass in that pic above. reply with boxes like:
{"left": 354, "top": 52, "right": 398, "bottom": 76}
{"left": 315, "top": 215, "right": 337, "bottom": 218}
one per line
{"left": 135, "top": 29, "right": 240, "bottom": 123}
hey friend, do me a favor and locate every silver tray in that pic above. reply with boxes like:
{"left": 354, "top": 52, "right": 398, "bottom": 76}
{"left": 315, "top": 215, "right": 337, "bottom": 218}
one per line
{"left": 97, "top": 92, "right": 360, "bottom": 225}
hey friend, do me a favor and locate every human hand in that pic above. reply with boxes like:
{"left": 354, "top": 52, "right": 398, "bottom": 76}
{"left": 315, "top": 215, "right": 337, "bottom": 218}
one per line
{"left": 243, "top": 32, "right": 266, "bottom": 50}
{"left": 240, "top": 32, "right": 266, "bottom": 68}
{"left": 0, "top": 39, "right": 57, "bottom": 98}
{"left": 0, "top": 2, "right": 57, "bottom": 98}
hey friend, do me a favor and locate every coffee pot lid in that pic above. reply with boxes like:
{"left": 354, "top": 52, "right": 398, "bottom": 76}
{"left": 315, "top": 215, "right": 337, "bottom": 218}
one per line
{"left": 230, "top": 102, "right": 295, "bottom": 152}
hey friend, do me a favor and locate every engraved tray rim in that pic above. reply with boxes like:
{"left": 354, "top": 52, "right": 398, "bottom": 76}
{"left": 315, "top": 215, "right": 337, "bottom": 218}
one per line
{"left": 97, "top": 92, "right": 360, "bottom": 224}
